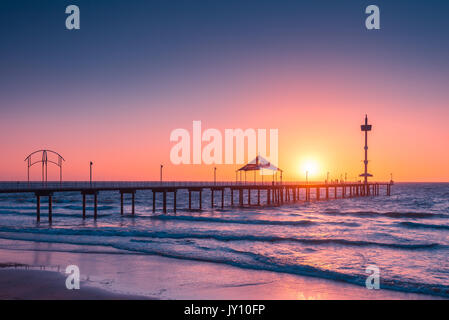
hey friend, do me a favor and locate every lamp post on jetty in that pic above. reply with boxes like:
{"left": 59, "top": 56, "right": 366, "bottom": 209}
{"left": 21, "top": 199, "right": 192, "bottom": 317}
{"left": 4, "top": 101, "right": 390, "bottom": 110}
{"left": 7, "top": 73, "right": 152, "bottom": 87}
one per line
{"left": 89, "top": 161, "right": 93, "bottom": 185}
{"left": 160, "top": 165, "right": 163, "bottom": 184}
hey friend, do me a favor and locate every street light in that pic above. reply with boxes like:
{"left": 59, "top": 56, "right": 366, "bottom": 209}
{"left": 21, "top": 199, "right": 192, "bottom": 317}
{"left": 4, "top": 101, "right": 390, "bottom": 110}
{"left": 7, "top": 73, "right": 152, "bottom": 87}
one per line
{"left": 89, "top": 161, "right": 93, "bottom": 185}
{"left": 214, "top": 167, "right": 217, "bottom": 185}
{"left": 160, "top": 165, "right": 163, "bottom": 184}
{"left": 306, "top": 170, "right": 309, "bottom": 184}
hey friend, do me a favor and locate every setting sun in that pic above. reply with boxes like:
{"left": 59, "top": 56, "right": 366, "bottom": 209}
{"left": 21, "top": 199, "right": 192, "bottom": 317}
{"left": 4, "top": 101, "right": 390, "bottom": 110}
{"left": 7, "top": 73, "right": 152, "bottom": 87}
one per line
{"left": 299, "top": 159, "right": 320, "bottom": 179}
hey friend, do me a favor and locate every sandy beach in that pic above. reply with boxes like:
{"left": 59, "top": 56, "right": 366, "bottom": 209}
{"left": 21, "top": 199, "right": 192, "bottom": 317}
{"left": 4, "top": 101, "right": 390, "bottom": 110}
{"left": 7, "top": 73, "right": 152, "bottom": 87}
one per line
{"left": 0, "top": 269, "right": 148, "bottom": 300}
{"left": 0, "top": 239, "right": 443, "bottom": 300}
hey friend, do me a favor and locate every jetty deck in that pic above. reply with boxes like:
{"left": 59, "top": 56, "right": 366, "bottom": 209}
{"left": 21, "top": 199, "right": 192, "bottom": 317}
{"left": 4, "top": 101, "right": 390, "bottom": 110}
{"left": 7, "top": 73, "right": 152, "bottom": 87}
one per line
{"left": 0, "top": 181, "right": 392, "bottom": 222}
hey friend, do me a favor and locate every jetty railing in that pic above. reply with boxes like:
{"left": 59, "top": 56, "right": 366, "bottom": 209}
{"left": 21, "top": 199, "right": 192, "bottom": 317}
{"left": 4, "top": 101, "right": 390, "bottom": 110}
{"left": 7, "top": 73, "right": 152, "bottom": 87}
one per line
{"left": 0, "top": 180, "right": 386, "bottom": 191}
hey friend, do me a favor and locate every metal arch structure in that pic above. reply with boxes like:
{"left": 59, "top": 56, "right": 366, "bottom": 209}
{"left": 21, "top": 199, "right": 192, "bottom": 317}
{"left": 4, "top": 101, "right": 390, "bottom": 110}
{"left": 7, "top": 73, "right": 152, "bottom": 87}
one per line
{"left": 24, "top": 150, "right": 65, "bottom": 184}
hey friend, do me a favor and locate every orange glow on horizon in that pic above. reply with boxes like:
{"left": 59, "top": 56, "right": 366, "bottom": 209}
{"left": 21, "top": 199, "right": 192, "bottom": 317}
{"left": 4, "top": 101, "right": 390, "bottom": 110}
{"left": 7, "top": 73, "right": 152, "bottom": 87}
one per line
{"left": 1, "top": 64, "right": 448, "bottom": 182}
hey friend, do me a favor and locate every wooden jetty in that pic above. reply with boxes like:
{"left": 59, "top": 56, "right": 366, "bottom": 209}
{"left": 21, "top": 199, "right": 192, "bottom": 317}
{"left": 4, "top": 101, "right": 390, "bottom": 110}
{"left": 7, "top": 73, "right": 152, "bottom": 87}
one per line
{"left": 0, "top": 181, "right": 393, "bottom": 222}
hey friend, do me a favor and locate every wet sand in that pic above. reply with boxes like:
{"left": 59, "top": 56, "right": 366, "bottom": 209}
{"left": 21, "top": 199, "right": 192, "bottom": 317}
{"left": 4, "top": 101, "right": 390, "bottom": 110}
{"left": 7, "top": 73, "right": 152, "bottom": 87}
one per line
{"left": 0, "top": 239, "right": 444, "bottom": 300}
{"left": 0, "top": 269, "right": 149, "bottom": 300}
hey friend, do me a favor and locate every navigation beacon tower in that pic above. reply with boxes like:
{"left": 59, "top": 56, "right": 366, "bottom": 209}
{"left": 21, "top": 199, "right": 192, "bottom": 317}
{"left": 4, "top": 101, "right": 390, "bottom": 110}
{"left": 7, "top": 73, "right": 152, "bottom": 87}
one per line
{"left": 359, "top": 115, "right": 373, "bottom": 186}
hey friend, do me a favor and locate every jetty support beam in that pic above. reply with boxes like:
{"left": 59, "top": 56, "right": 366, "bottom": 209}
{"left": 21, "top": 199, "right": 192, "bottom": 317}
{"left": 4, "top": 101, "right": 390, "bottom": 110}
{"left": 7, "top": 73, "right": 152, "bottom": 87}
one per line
{"left": 81, "top": 190, "right": 99, "bottom": 220}
{"left": 119, "top": 189, "right": 136, "bottom": 215}
{"left": 35, "top": 191, "right": 53, "bottom": 223}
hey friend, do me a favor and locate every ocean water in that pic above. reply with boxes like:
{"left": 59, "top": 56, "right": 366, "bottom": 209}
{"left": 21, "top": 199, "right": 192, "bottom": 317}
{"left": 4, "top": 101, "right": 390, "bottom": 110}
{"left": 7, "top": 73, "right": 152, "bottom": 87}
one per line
{"left": 0, "top": 183, "right": 448, "bottom": 298}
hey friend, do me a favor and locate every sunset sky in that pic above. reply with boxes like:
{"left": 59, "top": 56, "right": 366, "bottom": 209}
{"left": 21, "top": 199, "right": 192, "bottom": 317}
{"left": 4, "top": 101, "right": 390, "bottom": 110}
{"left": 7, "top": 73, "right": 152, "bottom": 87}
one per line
{"left": 1, "top": 0, "right": 448, "bottom": 182}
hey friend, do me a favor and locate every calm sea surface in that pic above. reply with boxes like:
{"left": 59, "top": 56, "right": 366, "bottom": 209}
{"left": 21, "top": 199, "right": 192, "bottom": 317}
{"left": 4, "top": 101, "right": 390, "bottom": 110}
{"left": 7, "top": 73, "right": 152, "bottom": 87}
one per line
{"left": 0, "top": 183, "right": 448, "bottom": 297}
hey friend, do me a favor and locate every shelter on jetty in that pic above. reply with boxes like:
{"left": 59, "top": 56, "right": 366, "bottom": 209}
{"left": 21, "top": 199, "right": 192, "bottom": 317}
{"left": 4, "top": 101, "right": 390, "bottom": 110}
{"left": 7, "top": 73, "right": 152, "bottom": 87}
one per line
{"left": 237, "top": 155, "right": 283, "bottom": 184}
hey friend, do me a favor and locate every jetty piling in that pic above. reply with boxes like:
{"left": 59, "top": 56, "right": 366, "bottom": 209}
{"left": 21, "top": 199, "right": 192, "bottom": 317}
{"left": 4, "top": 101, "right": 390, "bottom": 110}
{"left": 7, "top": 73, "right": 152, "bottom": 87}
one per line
{"left": 119, "top": 189, "right": 136, "bottom": 215}
{"left": 80, "top": 190, "right": 99, "bottom": 219}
